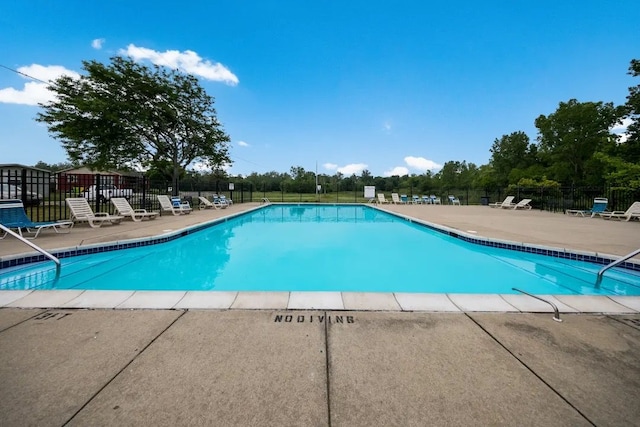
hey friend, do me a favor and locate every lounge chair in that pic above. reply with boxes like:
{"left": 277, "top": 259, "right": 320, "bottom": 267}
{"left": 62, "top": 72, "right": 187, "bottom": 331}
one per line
{"left": 489, "top": 196, "right": 515, "bottom": 208}
{"left": 421, "top": 195, "right": 430, "bottom": 204}
{"left": 198, "top": 196, "right": 226, "bottom": 210}
{"left": 597, "top": 201, "right": 640, "bottom": 221}
{"left": 0, "top": 199, "right": 73, "bottom": 239}
{"left": 158, "top": 195, "right": 192, "bottom": 215}
{"left": 566, "top": 198, "right": 608, "bottom": 218}
{"left": 400, "top": 194, "right": 409, "bottom": 204}
{"left": 448, "top": 195, "right": 461, "bottom": 205}
{"left": 391, "top": 193, "right": 401, "bottom": 204}
{"left": 430, "top": 195, "right": 441, "bottom": 205}
{"left": 212, "top": 194, "right": 230, "bottom": 207}
{"left": 111, "top": 198, "right": 159, "bottom": 221}
{"left": 219, "top": 195, "right": 233, "bottom": 205}
{"left": 412, "top": 195, "right": 421, "bottom": 204}
{"left": 377, "top": 194, "right": 389, "bottom": 204}
{"left": 66, "top": 198, "right": 123, "bottom": 228}
{"left": 512, "top": 199, "right": 532, "bottom": 210}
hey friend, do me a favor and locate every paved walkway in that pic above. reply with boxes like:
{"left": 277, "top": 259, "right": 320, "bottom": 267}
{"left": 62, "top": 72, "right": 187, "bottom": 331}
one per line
{"left": 1, "top": 203, "right": 639, "bottom": 425}
{"left": 1, "top": 309, "right": 639, "bottom": 426}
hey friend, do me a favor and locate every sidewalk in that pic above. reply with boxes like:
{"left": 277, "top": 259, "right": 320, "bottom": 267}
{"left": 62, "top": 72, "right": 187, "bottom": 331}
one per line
{"left": 0, "top": 309, "right": 638, "bottom": 426}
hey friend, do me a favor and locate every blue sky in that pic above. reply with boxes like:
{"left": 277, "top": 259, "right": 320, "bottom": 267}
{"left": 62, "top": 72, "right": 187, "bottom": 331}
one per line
{"left": 1, "top": 1, "right": 638, "bottom": 177}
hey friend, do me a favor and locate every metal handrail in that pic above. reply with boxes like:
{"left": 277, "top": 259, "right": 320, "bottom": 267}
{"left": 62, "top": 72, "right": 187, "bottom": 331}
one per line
{"left": 512, "top": 288, "right": 562, "bottom": 322}
{"left": 0, "top": 224, "right": 61, "bottom": 277}
{"left": 596, "top": 248, "right": 640, "bottom": 286}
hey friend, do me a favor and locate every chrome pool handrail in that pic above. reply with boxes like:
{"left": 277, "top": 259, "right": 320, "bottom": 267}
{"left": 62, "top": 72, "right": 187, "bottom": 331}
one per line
{"left": 596, "top": 248, "right": 640, "bottom": 286}
{"left": 0, "top": 224, "right": 61, "bottom": 277}
{"left": 512, "top": 288, "right": 562, "bottom": 322}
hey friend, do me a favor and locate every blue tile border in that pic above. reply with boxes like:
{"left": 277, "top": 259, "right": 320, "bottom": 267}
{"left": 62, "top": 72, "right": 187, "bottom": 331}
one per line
{"left": 1, "top": 204, "right": 639, "bottom": 274}
{"left": 378, "top": 207, "right": 640, "bottom": 273}
{"left": 0, "top": 211, "right": 239, "bottom": 270}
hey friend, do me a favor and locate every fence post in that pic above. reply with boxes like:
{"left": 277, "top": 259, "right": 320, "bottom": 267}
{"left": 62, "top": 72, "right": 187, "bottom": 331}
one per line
{"left": 95, "top": 173, "right": 101, "bottom": 212}
{"left": 142, "top": 176, "right": 148, "bottom": 210}
{"left": 20, "top": 168, "right": 27, "bottom": 207}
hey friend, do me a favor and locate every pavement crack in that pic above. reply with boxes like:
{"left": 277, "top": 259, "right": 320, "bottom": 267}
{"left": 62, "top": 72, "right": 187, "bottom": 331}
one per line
{"left": 464, "top": 313, "right": 597, "bottom": 427}
{"left": 61, "top": 310, "right": 187, "bottom": 426}
{"left": 324, "top": 310, "right": 332, "bottom": 427}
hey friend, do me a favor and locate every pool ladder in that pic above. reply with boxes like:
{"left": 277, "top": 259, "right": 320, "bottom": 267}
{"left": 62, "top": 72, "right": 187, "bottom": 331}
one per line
{"left": 596, "top": 248, "right": 640, "bottom": 286}
{"left": 0, "top": 224, "right": 61, "bottom": 277}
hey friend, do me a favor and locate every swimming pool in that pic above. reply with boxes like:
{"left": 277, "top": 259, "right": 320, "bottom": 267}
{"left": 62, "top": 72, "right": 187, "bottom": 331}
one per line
{"left": 1, "top": 204, "right": 639, "bottom": 295}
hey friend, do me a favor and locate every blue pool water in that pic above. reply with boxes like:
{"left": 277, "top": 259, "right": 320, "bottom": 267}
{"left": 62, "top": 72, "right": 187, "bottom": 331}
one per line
{"left": 1, "top": 205, "right": 639, "bottom": 294}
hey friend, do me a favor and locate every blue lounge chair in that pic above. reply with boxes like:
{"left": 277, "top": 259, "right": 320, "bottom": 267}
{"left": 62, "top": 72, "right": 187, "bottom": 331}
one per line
{"left": 0, "top": 199, "right": 73, "bottom": 239}
{"left": 400, "top": 194, "right": 409, "bottom": 204}
{"left": 566, "top": 198, "right": 608, "bottom": 218}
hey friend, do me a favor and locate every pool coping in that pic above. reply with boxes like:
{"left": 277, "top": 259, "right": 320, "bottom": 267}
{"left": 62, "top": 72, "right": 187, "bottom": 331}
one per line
{"left": 1, "top": 203, "right": 639, "bottom": 313}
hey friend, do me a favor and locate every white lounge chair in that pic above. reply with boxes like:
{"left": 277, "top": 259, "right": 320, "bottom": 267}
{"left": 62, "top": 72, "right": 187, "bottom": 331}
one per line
{"left": 430, "top": 195, "right": 441, "bottom": 205}
{"left": 0, "top": 199, "right": 73, "bottom": 239}
{"left": 512, "top": 199, "right": 532, "bottom": 210}
{"left": 377, "top": 194, "right": 389, "bottom": 204}
{"left": 66, "top": 198, "right": 123, "bottom": 228}
{"left": 597, "top": 201, "right": 640, "bottom": 221}
{"left": 158, "top": 195, "right": 192, "bottom": 215}
{"left": 111, "top": 197, "right": 159, "bottom": 221}
{"left": 391, "top": 193, "right": 401, "bottom": 204}
{"left": 448, "top": 195, "right": 461, "bottom": 205}
{"left": 412, "top": 195, "right": 421, "bottom": 204}
{"left": 566, "top": 198, "right": 608, "bottom": 218}
{"left": 490, "top": 196, "right": 515, "bottom": 208}
{"left": 198, "top": 196, "right": 226, "bottom": 210}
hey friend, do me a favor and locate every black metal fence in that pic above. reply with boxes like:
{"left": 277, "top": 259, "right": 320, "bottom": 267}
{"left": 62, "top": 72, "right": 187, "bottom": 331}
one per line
{"left": 2, "top": 166, "right": 639, "bottom": 222}
{"left": 0, "top": 167, "right": 252, "bottom": 222}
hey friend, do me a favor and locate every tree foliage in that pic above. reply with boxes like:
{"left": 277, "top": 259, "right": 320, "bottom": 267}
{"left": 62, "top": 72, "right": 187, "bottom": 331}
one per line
{"left": 36, "top": 56, "right": 231, "bottom": 193}
{"left": 535, "top": 99, "right": 622, "bottom": 186}
{"left": 489, "top": 131, "right": 537, "bottom": 186}
{"left": 621, "top": 59, "right": 640, "bottom": 163}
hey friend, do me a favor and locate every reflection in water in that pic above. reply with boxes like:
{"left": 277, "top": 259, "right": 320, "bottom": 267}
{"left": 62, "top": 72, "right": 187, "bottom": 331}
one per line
{"left": 0, "top": 225, "right": 235, "bottom": 291}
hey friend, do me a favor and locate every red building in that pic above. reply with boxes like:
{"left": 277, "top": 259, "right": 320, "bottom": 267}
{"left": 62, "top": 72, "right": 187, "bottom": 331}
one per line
{"left": 56, "top": 166, "right": 140, "bottom": 192}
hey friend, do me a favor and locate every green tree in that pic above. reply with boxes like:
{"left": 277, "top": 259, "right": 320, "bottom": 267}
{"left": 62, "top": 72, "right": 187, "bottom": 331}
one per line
{"left": 489, "top": 131, "right": 536, "bottom": 186}
{"left": 36, "top": 56, "right": 231, "bottom": 195}
{"left": 33, "top": 160, "right": 76, "bottom": 172}
{"left": 535, "top": 99, "right": 622, "bottom": 185}
{"left": 621, "top": 59, "right": 640, "bottom": 163}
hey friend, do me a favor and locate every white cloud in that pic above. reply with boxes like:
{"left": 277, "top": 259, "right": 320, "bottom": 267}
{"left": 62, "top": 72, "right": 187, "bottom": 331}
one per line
{"left": 383, "top": 166, "right": 409, "bottom": 177}
{"left": 0, "top": 64, "right": 80, "bottom": 105}
{"left": 92, "top": 38, "right": 105, "bottom": 49}
{"left": 237, "top": 140, "right": 250, "bottom": 147}
{"left": 120, "top": 44, "right": 239, "bottom": 85}
{"left": 611, "top": 118, "right": 633, "bottom": 143}
{"left": 323, "top": 163, "right": 338, "bottom": 170}
{"left": 337, "top": 163, "right": 368, "bottom": 175}
{"left": 404, "top": 156, "right": 442, "bottom": 171}
{"left": 611, "top": 117, "right": 633, "bottom": 132}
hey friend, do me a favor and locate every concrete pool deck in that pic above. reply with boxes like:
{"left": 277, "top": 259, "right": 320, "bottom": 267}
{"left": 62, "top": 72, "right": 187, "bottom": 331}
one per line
{"left": 1, "top": 203, "right": 639, "bottom": 425}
